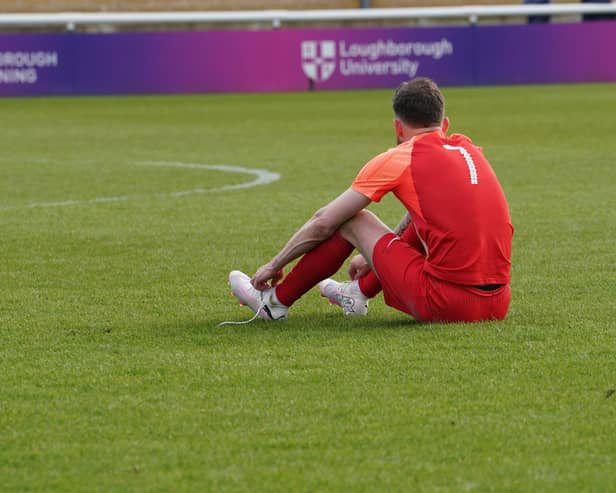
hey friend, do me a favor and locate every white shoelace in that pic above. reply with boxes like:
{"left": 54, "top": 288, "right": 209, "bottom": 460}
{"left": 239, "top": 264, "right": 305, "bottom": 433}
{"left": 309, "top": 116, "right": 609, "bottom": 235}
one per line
{"left": 217, "top": 301, "right": 265, "bottom": 327}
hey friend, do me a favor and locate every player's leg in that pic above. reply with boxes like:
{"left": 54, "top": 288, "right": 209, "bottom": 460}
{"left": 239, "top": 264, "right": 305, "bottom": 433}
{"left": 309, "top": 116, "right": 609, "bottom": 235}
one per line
{"left": 229, "top": 210, "right": 424, "bottom": 321}
{"left": 316, "top": 211, "right": 392, "bottom": 315}
{"left": 274, "top": 204, "right": 422, "bottom": 309}
{"left": 354, "top": 219, "right": 425, "bottom": 299}
{"left": 273, "top": 232, "right": 355, "bottom": 307}
{"left": 357, "top": 271, "right": 381, "bottom": 298}
{"left": 339, "top": 210, "right": 431, "bottom": 320}
{"left": 228, "top": 231, "right": 355, "bottom": 322}
{"left": 230, "top": 213, "right": 382, "bottom": 321}
{"left": 273, "top": 210, "right": 391, "bottom": 315}
{"left": 320, "top": 212, "right": 432, "bottom": 316}
{"left": 338, "top": 210, "right": 393, "bottom": 270}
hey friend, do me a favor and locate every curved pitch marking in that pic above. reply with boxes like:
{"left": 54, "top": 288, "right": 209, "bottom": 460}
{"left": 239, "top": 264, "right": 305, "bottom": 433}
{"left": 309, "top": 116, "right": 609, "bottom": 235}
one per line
{"left": 0, "top": 161, "right": 281, "bottom": 211}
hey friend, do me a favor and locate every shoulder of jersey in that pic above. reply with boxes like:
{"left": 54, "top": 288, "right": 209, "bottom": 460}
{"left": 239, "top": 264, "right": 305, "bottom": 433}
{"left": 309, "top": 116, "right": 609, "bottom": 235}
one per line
{"left": 446, "top": 132, "right": 474, "bottom": 144}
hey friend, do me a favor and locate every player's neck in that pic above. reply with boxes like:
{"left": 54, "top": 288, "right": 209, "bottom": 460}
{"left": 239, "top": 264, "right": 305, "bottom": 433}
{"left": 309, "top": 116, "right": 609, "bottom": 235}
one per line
{"left": 412, "top": 125, "right": 441, "bottom": 136}
{"left": 400, "top": 125, "right": 442, "bottom": 143}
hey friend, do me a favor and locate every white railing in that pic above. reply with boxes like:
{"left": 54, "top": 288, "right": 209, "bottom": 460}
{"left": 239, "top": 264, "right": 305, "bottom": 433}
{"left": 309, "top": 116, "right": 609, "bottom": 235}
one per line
{"left": 0, "top": 4, "right": 615, "bottom": 30}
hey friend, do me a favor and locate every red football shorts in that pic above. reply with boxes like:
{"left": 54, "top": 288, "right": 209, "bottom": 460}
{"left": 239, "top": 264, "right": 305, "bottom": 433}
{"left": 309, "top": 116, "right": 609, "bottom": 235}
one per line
{"left": 372, "top": 233, "right": 510, "bottom": 323}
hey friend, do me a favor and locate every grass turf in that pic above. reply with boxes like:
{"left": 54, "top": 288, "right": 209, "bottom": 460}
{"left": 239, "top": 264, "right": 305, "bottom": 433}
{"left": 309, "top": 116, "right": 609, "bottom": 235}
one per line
{"left": 1, "top": 84, "right": 615, "bottom": 492}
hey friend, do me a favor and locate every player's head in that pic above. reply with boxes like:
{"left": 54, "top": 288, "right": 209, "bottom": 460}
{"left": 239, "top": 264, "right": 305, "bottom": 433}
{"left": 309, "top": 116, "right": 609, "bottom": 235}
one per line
{"left": 392, "top": 77, "right": 447, "bottom": 143}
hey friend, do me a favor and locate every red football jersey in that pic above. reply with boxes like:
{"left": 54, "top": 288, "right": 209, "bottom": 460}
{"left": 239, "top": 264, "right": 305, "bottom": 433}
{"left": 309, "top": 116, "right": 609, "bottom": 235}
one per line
{"left": 352, "top": 130, "right": 513, "bottom": 286}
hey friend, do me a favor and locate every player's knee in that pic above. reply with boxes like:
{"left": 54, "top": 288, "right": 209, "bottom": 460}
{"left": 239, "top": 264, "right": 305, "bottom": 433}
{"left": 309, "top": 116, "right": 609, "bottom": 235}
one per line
{"left": 340, "top": 210, "right": 369, "bottom": 238}
{"left": 341, "top": 210, "right": 376, "bottom": 231}
{"left": 340, "top": 210, "right": 391, "bottom": 254}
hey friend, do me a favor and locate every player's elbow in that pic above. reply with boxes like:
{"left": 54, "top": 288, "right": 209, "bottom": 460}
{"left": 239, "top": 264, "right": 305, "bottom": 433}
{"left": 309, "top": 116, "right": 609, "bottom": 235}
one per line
{"left": 310, "top": 209, "right": 339, "bottom": 238}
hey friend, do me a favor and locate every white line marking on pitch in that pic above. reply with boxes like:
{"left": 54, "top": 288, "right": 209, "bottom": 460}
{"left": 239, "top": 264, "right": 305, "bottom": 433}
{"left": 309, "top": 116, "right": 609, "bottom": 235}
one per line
{"left": 0, "top": 161, "right": 281, "bottom": 211}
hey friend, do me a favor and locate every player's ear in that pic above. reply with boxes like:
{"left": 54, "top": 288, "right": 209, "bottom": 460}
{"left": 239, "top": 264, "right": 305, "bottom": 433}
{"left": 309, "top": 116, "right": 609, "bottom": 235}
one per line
{"left": 394, "top": 118, "right": 404, "bottom": 140}
{"left": 442, "top": 116, "right": 450, "bottom": 133}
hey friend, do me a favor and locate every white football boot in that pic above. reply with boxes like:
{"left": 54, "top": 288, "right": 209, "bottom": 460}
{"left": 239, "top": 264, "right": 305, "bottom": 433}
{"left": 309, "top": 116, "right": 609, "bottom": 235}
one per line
{"left": 228, "top": 270, "right": 288, "bottom": 321}
{"left": 318, "top": 279, "right": 369, "bottom": 316}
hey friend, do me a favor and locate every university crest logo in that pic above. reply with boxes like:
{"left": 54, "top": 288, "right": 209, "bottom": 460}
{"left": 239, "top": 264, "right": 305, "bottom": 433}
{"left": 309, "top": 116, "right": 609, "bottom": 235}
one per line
{"left": 301, "top": 40, "right": 336, "bottom": 83}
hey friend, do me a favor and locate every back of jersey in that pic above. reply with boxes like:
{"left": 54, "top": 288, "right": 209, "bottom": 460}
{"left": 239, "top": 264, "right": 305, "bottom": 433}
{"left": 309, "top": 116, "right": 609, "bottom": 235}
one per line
{"left": 407, "top": 132, "right": 513, "bottom": 285}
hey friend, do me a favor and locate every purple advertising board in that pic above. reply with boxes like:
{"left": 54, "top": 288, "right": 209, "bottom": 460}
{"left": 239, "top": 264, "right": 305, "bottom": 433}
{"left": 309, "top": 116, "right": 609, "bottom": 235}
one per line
{"left": 0, "top": 21, "right": 615, "bottom": 97}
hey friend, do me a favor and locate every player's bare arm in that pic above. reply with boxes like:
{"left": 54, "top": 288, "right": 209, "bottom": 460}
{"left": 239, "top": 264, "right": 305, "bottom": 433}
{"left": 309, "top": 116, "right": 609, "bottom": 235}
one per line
{"left": 251, "top": 188, "right": 371, "bottom": 290}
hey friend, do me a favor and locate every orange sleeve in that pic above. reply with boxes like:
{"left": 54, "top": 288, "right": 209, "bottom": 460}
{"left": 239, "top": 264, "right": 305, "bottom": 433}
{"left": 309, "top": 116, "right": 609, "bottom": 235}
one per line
{"left": 352, "top": 145, "right": 412, "bottom": 202}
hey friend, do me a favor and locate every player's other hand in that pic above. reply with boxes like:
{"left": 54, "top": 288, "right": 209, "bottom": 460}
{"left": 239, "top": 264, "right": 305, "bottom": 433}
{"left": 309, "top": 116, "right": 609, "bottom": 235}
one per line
{"left": 348, "top": 254, "right": 371, "bottom": 280}
{"left": 251, "top": 262, "right": 283, "bottom": 291}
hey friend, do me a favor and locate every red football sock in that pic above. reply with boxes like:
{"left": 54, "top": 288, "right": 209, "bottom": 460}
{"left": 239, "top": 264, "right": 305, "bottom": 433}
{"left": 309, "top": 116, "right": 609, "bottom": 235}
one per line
{"left": 275, "top": 232, "right": 354, "bottom": 307}
{"left": 358, "top": 271, "right": 382, "bottom": 298}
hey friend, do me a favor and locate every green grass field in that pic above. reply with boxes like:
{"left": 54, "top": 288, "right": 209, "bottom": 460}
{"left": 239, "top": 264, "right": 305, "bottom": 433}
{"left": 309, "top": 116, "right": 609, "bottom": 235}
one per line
{"left": 1, "top": 84, "right": 615, "bottom": 492}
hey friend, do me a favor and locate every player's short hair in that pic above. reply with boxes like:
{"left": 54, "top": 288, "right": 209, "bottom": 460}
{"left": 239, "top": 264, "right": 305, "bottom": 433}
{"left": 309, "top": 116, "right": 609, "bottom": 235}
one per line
{"left": 392, "top": 77, "right": 444, "bottom": 127}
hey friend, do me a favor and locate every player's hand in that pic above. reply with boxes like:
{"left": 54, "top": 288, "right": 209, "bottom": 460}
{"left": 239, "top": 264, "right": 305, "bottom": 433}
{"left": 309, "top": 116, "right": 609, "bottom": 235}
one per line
{"left": 348, "top": 254, "right": 371, "bottom": 280}
{"left": 251, "top": 262, "right": 283, "bottom": 291}
{"left": 270, "top": 267, "right": 284, "bottom": 286}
